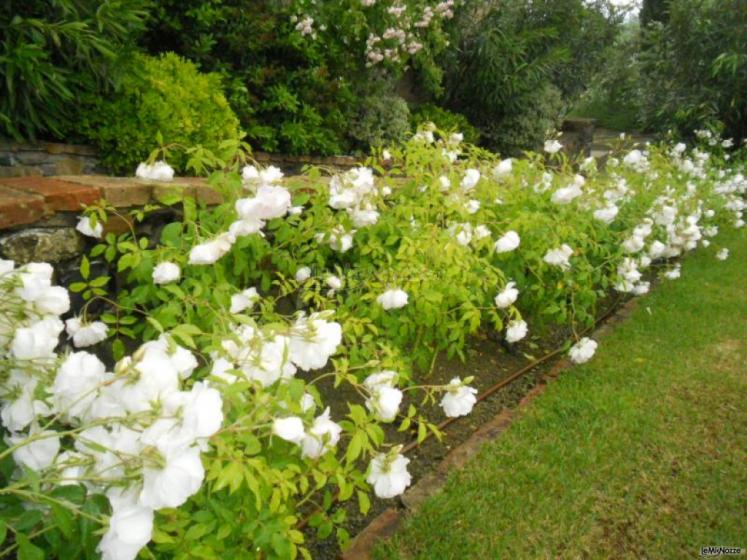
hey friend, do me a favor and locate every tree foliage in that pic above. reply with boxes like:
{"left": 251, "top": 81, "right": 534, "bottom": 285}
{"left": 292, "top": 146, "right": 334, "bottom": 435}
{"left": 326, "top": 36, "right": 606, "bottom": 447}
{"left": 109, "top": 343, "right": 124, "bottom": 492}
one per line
{"left": 0, "top": 0, "right": 149, "bottom": 141}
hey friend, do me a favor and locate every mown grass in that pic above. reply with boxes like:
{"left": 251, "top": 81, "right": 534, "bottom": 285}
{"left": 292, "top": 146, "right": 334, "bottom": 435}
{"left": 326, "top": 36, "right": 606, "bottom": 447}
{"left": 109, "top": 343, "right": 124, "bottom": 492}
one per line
{"left": 374, "top": 229, "right": 747, "bottom": 559}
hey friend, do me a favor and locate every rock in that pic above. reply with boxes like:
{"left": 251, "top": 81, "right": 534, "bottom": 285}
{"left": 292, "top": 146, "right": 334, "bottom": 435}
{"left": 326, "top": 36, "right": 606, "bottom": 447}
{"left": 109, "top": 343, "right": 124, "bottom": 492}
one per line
{"left": 0, "top": 227, "right": 83, "bottom": 264}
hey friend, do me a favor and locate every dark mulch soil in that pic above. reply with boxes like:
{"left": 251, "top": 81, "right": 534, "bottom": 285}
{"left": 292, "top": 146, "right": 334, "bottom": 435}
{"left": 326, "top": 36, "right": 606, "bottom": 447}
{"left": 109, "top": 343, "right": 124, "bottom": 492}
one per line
{"left": 302, "top": 323, "right": 574, "bottom": 559}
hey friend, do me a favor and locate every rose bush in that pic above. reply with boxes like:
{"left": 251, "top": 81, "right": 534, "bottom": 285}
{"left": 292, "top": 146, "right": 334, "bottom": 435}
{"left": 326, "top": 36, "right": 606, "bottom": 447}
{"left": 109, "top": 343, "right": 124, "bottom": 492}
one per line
{"left": 1, "top": 127, "right": 745, "bottom": 559}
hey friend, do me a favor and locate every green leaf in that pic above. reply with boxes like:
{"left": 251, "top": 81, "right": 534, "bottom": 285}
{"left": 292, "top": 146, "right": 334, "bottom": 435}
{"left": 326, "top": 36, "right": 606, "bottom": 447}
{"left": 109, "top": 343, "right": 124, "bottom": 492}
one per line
{"left": 356, "top": 491, "right": 371, "bottom": 515}
{"left": 51, "top": 503, "right": 74, "bottom": 538}
{"left": 80, "top": 255, "right": 90, "bottom": 280}
{"left": 17, "top": 534, "right": 44, "bottom": 560}
{"left": 345, "top": 431, "right": 365, "bottom": 463}
{"left": 0, "top": 520, "right": 6, "bottom": 545}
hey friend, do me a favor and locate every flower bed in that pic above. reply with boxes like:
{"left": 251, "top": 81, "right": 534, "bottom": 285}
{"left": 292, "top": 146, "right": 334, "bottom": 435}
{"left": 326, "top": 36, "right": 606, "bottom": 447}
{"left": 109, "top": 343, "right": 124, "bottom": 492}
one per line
{"left": 1, "top": 128, "right": 745, "bottom": 559}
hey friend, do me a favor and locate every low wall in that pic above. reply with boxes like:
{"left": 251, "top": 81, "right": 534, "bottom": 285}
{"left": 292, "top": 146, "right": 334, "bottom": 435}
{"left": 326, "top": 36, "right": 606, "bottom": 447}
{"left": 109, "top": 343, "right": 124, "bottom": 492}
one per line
{"left": 0, "top": 175, "right": 219, "bottom": 266}
{"left": 0, "top": 140, "right": 103, "bottom": 177}
{"left": 0, "top": 138, "right": 360, "bottom": 178}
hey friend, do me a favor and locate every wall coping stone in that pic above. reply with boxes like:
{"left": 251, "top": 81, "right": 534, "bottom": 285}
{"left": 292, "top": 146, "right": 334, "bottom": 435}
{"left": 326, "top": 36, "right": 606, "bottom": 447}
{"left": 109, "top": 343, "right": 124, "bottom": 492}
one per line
{"left": 0, "top": 175, "right": 218, "bottom": 231}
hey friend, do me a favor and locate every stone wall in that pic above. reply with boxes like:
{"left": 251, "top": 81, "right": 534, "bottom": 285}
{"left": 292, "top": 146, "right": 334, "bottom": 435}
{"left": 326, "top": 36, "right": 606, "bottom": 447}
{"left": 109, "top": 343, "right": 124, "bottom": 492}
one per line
{"left": 0, "top": 138, "right": 360, "bottom": 178}
{"left": 0, "top": 175, "right": 218, "bottom": 266}
{"left": 0, "top": 140, "right": 103, "bottom": 177}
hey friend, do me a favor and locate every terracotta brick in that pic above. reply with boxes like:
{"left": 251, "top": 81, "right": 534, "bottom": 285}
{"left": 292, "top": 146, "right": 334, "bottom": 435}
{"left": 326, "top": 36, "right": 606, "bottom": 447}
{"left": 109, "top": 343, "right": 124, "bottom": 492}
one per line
{"left": 57, "top": 176, "right": 152, "bottom": 207}
{"left": 0, "top": 176, "right": 100, "bottom": 212}
{"left": 152, "top": 182, "right": 223, "bottom": 206}
{"left": 0, "top": 186, "right": 45, "bottom": 229}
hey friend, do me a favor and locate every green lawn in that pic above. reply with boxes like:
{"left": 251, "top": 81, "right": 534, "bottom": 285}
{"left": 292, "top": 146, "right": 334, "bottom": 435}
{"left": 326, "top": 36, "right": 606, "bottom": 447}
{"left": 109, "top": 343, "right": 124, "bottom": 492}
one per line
{"left": 374, "top": 229, "right": 747, "bottom": 560}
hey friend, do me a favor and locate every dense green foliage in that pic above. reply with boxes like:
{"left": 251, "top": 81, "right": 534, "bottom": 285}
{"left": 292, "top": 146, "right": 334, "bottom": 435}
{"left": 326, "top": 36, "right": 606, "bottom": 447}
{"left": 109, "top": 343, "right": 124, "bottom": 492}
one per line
{"left": 0, "top": 0, "right": 148, "bottom": 141}
{"left": 3, "top": 0, "right": 746, "bottom": 160}
{"left": 578, "top": 0, "right": 747, "bottom": 143}
{"left": 79, "top": 53, "right": 242, "bottom": 174}
{"left": 139, "top": 0, "right": 451, "bottom": 155}
{"left": 410, "top": 104, "right": 480, "bottom": 145}
{"left": 435, "top": 0, "right": 621, "bottom": 153}
{"left": 349, "top": 94, "right": 411, "bottom": 151}
{"left": 638, "top": 0, "right": 747, "bottom": 142}
{"left": 375, "top": 226, "right": 747, "bottom": 559}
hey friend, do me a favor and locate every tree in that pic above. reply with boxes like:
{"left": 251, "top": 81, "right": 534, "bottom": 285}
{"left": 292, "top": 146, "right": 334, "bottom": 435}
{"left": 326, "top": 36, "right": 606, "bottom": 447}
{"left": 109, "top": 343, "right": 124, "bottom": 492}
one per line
{"left": 640, "top": 0, "right": 671, "bottom": 26}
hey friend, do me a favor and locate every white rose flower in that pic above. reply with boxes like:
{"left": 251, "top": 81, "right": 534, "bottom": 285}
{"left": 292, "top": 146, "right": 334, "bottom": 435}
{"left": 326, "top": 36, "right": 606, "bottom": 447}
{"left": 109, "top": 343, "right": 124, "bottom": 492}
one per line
{"left": 230, "top": 287, "right": 260, "bottom": 314}
{"left": 170, "top": 381, "right": 224, "bottom": 439}
{"left": 98, "top": 496, "right": 153, "bottom": 560}
{"left": 569, "top": 337, "right": 598, "bottom": 364}
{"left": 505, "top": 319, "right": 528, "bottom": 343}
{"left": 32, "top": 285, "right": 70, "bottom": 316}
{"left": 494, "top": 231, "right": 520, "bottom": 253}
{"left": 366, "top": 451, "right": 412, "bottom": 498}
{"left": 544, "top": 139, "right": 563, "bottom": 154}
{"left": 439, "top": 176, "right": 451, "bottom": 191}
{"left": 494, "top": 158, "right": 512, "bottom": 178}
{"left": 228, "top": 217, "right": 264, "bottom": 238}
{"left": 139, "top": 446, "right": 204, "bottom": 510}
{"left": 11, "top": 317, "right": 63, "bottom": 359}
{"left": 1, "top": 372, "right": 50, "bottom": 432}
{"left": 53, "top": 351, "right": 107, "bottom": 420}
{"left": 622, "top": 235, "right": 645, "bottom": 254}
{"left": 440, "top": 377, "right": 478, "bottom": 417}
{"left": 153, "top": 262, "right": 180, "bottom": 285}
{"left": 663, "top": 266, "right": 681, "bottom": 280}
{"left": 301, "top": 407, "right": 342, "bottom": 459}
{"left": 632, "top": 281, "right": 650, "bottom": 295}
{"left": 593, "top": 204, "right": 619, "bottom": 224}
{"left": 76, "top": 216, "right": 103, "bottom": 238}
{"left": 289, "top": 313, "right": 342, "bottom": 371}
{"left": 377, "top": 289, "right": 409, "bottom": 310}
{"left": 474, "top": 225, "right": 491, "bottom": 240}
{"left": 273, "top": 416, "right": 306, "bottom": 444}
{"left": 260, "top": 165, "right": 284, "bottom": 184}
{"left": 65, "top": 318, "right": 108, "bottom": 348}
{"left": 188, "top": 233, "right": 235, "bottom": 265}
{"left": 543, "top": 245, "right": 573, "bottom": 270}
{"left": 366, "top": 386, "right": 402, "bottom": 422}
{"left": 136, "top": 160, "right": 174, "bottom": 182}
{"left": 10, "top": 429, "right": 60, "bottom": 471}
{"left": 363, "top": 370, "right": 398, "bottom": 390}
{"left": 551, "top": 184, "right": 583, "bottom": 205}
{"left": 295, "top": 266, "right": 311, "bottom": 283}
{"left": 464, "top": 199, "right": 481, "bottom": 214}
{"left": 716, "top": 248, "right": 729, "bottom": 261}
{"left": 241, "top": 165, "right": 259, "bottom": 182}
{"left": 325, "top": 275, "right": 343, "bottom": 291}
{"left": 494, "top": 281, "right": 519, "bottom": 309}
{"left": 0, "top": 258, "right": 14, "bottom": 276}
{"left": 460, "top": 169, "right": 481, "bottom": 191}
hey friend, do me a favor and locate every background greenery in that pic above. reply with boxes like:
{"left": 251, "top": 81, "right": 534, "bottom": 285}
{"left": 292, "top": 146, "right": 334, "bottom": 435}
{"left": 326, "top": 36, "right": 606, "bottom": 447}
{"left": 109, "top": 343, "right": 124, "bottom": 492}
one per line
{"left": 1, "top": 0, "right": 745, "bottom": 169}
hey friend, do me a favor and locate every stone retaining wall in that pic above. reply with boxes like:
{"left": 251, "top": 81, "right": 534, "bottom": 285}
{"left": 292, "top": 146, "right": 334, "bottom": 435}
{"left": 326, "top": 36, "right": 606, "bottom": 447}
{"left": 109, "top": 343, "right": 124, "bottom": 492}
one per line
{"left": 0, "top": 138, "right": 360, "bottom": 178}
{"left": 0, "top": 141, "right": 103, "bottom": 177}
{"left": 0, "top": 175, "right": 217, "bottom": 265}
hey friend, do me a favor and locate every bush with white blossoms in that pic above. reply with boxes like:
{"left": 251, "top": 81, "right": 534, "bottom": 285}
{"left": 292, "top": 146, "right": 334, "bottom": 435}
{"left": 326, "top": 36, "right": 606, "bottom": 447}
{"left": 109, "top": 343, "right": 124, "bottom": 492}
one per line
{"left": 8, "top": 125, "right": 744, "bottom": 558}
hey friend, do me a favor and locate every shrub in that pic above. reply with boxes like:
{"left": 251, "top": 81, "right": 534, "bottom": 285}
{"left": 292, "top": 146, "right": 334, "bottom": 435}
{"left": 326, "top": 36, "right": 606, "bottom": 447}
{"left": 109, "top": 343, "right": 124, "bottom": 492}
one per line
{"left": 438, "top": 0, "right": 620, "bottom": 153}
{"left": 349, "top": 95, "right": 411, "bottom": 151}
{"left": 637, "top": 0, "right": 747, "bottom": 143}
{"left": 2, "top": 129, "right": 744, "bottom": 559}
{"left": 0, "top": 0, "right": 148, "bottom": 141}
{"left": 80, "top": 53, "right": 242, "bottom": 174}
{"left": 410, "top": 104, "right": 480, "bottom": 144}
{"left": 140, "top": 1, "right": 454, "bottom": 155}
